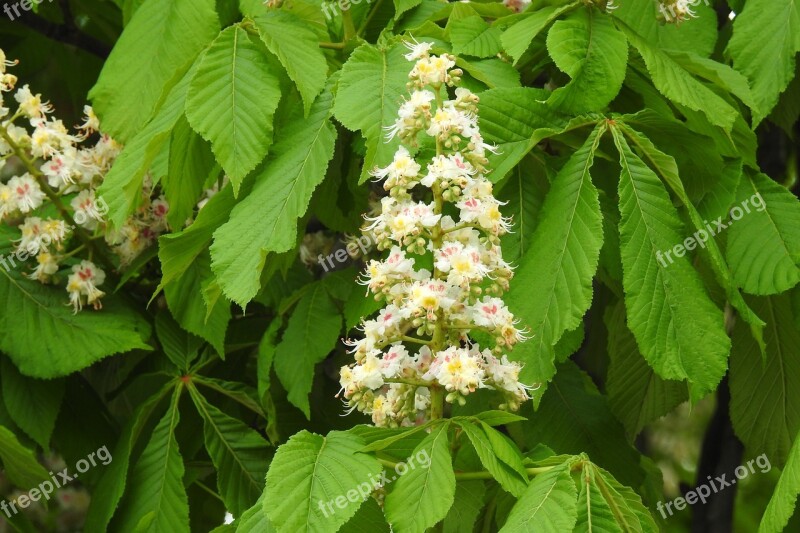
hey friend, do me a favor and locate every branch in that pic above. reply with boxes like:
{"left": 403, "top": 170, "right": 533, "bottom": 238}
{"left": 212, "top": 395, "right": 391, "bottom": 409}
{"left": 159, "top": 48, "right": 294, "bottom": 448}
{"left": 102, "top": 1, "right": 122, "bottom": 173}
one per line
{"left": 15, "top": 12, "right": 111, "bottom": 58}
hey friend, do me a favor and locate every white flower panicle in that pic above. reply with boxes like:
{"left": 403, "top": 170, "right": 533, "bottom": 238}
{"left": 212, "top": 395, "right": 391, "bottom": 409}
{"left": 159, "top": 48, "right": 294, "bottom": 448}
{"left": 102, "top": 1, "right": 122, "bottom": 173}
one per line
{"left": 0, "top": 49, "right": 171, "bottom": 311}
{"left": 340, "top": 41, "right": 533, "bottom": 427}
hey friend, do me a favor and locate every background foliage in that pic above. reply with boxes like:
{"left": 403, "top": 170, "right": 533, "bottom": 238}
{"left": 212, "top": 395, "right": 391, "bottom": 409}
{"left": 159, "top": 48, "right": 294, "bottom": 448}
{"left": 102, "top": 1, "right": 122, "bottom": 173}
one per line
{"left": 1, "top": 0, "right": 799, "bottom": 531}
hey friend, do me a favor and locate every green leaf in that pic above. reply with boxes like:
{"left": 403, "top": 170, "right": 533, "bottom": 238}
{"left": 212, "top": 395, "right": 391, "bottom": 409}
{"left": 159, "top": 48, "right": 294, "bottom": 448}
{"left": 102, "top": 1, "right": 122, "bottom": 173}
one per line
{"left": 616, "top": 122, "right": 766, "bottom": 354}
{"left": 611, "top": 128, "right": 730, "bottom": 396}
{"left": 97, "top": 59, "right": 199, "bottom": 229}
{"left": 449, "top": 15, "right": 502, "bottom": 58}
{"left": 164, "top": 115, "right": 216, "bottom": 229}
{"left": 521, "top": 362, "right": 643, "bottom": 488}
{"left": 333, "top": 42, "right": 410, "bottom": 183}
{"left": 545, "top": 9, "right": 628, "bottom": 113}
{"left": 253, "top": 11, "right": 328, "bottom": 115}
{"left": 726, "top": 0, "right": 800, "bottom": 125}
{"left": 574, "top": 461, "right": 657, "bottom": 532}
{"left": 0, "top": 243, "right": 151, "bottom": 378}
{"left": 186, "top": 25, "right": 281, "bottom": 193}
{"left": 498, "top": 159, "right": 549, "bottom": 262}
{"left": 0, "top": 425, "right": 49, "bottom": 489}
{"left": 456, "top": 421, "right": 528, "bottom": 497}
{"left": 604, "top": 300, "right": 688, "bottom": 439}
{"left": 760, "top": 429, "right": 800, "bottom": 533}
{"left": 115, "top": 387, "right": 189, "bottom": 533}
{"left": 501, "top": 461, "right": 577, "bottom": 532}
{"left": 506, "top": 124, "right": 605, "bottom": 388}
{"left": 274, "top": 282, "right": 342, "bottom": 418}
{"left": 189, "top": 387, "right": 272, "bottom": 516}
{"left": 155, "top": 311, "right": 203, "bottom": 371}
{"left": 236, "top": 491, "right": 276, "bottom": 532}
{"left": 84, "top": 387, "right": 172, "bottom": 532}
{"left": 500, "top": 3, "right": 576, "bottom": 64}
{"left": 0, "top": 358, "right": 64, "bottom": 449}
{"left": 384, "top": 424, "right": 456, "bottom": 533}
{"left": 89, "top": 0, "right": 219, "bottom": 141}
{"left": 730, "top": 292, "right": 800, "bottom": 466}
{"left": 619, "top": 20, "right": 738, "bottom": 131}
{"left": 264, "top": 430, "right": 382, "bottom": 533}
{"left": 476, "top": 87, "right": 575, "bottom": 181}
{"left": 443, "top": 475, "right": 485, "bottom": 533}
{"left": 727, "top": 172, "right": 800, "bottom": 295}
{"left": 474, "top": 411, "right": 527, "bottom": 427}
{"left": 210, "top": 83, "right": 336, "bottom": 306}
{"left": 164, "top": 250, "right": 230, "bottom": 356}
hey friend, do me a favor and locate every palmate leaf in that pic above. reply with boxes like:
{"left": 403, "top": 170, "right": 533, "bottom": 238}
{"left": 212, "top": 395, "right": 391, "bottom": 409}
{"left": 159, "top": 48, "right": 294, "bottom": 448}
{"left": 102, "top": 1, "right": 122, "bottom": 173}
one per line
{"left": 604, "top": 300, "right": 688, "bottom": 439}
{"left": 727, "top": 0, "right": 800, "bottom": 125}
{"left": 760, "top": 429, "right": 800, "bottom": 533}
{"left": 0, "top": 358, "right": 64, "bottom": 449}
{"left": 264, "top": 430, "right": 382, "bottom": 533}
{"left": 0, "top": 231, "right": 151, "bottom": 378}
{"left": 333, "top": 41, "right": 410, "bottom": 183}
{"left": 115, "top": 387, "right": 189, "bottom": 533}
{"left": 506, "top": 124, "right": 605, "bottom": 390}
{"left": 273, "top": 282, "right": 342, "bottom": 418}
{"left": 500, "top": 461, "right": 577, "bottom": 532}
{"left": 253, "top": 11, "right": 328, "bottom": 115}
{"left": 611, "top": 128, "right": 730, "bottom": 398}
{"left": 189, "top": 387, "right": 272, "bottom": 517}
{"left": 546, "top": 9, "right": 628, "bottom": 114}
{"left": 186, "top": 25, "right": 282, "bottom": 194}
{"left": 89, "top": 0, "right": 219, "bottom": 142}
{"left": 384, "top": 424, "right": 456, "bottom": 533}
{"left": 726, "top": 172, "right": 800, "bottom": 295}
{"left": 210, "top": 82, "right": 336, "bottom": 306}
{"left": 729, "top": 292, "right": 800, "bottom": 467}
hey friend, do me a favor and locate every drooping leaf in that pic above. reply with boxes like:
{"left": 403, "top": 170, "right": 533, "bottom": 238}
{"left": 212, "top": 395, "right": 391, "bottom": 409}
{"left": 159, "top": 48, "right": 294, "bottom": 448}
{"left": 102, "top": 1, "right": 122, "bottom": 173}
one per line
{"left": 185, "top": 25, "right": 282, "bottom": 193}
{"left": 506, "top": 124, "right": 605, "bottom": 389}
{"left": 384, "top": 424, "right": 456, "bottom": 533}
{"left": 604, "top": 300, "right": 688, "bottom": 439}
{"left": 760, "top": 429, "right": 800, "bottom": 533}
{"left": 546, "top": 9, "right": 628, "bottom": 113}
{"left": 611, "top": 128, "right": 730, "bottom": 397}
{"left": 0, "top": 425, "right": 50, "bottom": 489}
{"left": 729, "top": 292, "right": 800, "bottom": 467}
{"left": 727, "top": 172, "right": 800, "bottom": 295}
{"left": 210, "top": 83, "right": 336, "bottom": 306}
{"left": 726, "top": 0, "right": 800, "bottom": 125}
{"left": 0, "top": 357, "right": 64, "bottom": 449}
{"left": 89, "top": 0, "right": 219, "bottom": 141}
{"left": 264, "top": 430, "right": 382, "bottom": 533}
{"left": 273, "top": 282, "right": 342, "bottom": 418}
{"left": 456, "top": 421, "right": 528, "bottom": 497}
{"left": 115, "top": 387, "right": 189, "bottom": 533}
{"left": 500, "top": 3, "right": 576, "bottom": 64}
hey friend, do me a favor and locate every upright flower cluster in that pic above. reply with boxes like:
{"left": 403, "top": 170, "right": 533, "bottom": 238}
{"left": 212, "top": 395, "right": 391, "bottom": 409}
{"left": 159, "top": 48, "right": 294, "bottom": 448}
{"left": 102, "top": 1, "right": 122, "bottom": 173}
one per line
{"left": 339, "top": 41, "right": 532, "bottom": 427}
{"left": 0, "top": 49, "right": 169, "bottom": 312}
